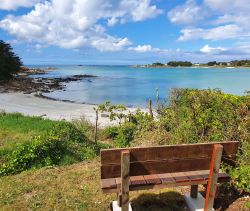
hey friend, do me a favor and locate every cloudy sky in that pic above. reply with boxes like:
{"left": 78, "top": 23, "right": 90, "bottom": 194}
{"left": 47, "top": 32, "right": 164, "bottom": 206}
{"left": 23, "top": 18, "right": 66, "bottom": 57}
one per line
{"left": 0, "top": 0, "right": 250, "bottom": 65}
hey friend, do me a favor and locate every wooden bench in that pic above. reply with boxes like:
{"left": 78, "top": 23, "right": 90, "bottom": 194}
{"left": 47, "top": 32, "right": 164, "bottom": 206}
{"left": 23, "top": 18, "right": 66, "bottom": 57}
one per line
{"left": 100, "top": 141, "right": 239, "bottom": 211}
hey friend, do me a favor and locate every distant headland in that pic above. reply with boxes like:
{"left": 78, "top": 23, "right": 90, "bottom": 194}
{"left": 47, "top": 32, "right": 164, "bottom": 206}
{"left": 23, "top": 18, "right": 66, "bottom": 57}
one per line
{"left": 134, "top": 60, "right": 250, "bottom": 68}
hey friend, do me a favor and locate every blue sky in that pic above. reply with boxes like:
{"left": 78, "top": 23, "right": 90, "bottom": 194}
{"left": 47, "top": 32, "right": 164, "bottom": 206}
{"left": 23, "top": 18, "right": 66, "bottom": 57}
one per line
{"left": 0, "top": 0, "right": 250, "bottom": 65}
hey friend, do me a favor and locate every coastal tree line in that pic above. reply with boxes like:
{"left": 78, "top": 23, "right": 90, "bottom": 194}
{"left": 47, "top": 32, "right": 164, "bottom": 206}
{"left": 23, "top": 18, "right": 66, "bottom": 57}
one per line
{"left": 148, "top": 60, "right": 250, "bottom": 67}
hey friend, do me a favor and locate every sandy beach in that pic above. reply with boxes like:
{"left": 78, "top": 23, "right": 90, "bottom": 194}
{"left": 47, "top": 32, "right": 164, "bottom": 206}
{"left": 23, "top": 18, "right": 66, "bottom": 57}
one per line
{"left": 0, "top": 92, "right": 140, "bottom": 126}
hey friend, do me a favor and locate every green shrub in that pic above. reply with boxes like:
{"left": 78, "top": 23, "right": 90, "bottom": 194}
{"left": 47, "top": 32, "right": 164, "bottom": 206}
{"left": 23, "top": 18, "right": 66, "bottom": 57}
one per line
{"left": 0, "top": 120, "right": 103, "bottom": 176}
{"left": 227, "top": 165, "right": 250, "bottom": 193}
{"left": 104, "top": 126, "right": 119, "bottom": 139}
{"left": 0, "top": 135, "right": 64, "bottom": 176}
{"left": 114, "top": 122, "right": 137, "bottom": 147}
{"left": 49, "top": 121, "right": 86, "bottom": 143}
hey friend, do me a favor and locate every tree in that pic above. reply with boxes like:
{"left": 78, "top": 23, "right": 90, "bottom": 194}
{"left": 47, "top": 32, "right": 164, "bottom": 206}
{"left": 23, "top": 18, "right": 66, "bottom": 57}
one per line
{"left": 207, "top": 61, "right": 217, "bottom": 66}
{"left": 0, "top": 40, "right": 22, "bottom": 81}
{"left": 167, "top": 61, "right": 193, "bottom": 67}
{"left": 151, "top": 62, "right": 164, "bottom": 67}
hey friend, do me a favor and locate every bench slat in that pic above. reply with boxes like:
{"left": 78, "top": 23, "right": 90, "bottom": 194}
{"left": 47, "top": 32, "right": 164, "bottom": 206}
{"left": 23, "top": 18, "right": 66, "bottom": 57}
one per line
{"left": 101, "top": 142, "right": 238, "bottom": 166}
{"left": 144, "top": 174, "right": 162, "bottom": 185}
{"left": 101, "top": 178, "right": 117, "bottom": 189}
{"left": 101, "top": 172, "right": 230, "bottom": 193}
{"left": 184, "top": 171, "right": 205, "bottom": 181}
{"left": 101, "top": 157, "right": 211, "bottom": 179}
{"left": 130, "top": 176, "right": 146, "bottom": 186}
{"left": 157, "top": 173, "right": 176, "bottom": 184}
{"left": 171, "top": 172, "right": 190, "bottom": 183}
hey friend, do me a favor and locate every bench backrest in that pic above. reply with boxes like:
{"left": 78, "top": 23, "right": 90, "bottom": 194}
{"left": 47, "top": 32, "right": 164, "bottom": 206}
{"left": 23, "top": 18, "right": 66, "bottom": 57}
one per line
{"left": 100, "top": 141, "right": 239, "bottom": 179}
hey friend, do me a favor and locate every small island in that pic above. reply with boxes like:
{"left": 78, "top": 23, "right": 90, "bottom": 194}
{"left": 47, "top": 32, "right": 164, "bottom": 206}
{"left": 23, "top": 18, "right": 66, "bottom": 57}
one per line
{"left": 135, "top": 60, "right": 250, "bottom": 68}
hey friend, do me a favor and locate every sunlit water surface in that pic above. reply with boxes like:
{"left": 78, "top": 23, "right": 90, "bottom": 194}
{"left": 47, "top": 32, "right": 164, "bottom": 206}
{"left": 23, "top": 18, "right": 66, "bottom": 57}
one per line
{"left": 29, "top": 65, "right": 250, "bottom": 107}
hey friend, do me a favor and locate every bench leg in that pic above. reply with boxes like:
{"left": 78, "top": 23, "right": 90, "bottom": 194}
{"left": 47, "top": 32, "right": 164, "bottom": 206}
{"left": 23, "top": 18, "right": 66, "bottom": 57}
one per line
{"left": 190, "top": 185, "right": 198, "bottom": 198}
{"left": 117, "top": 192, "right": 122, "bottom": 207}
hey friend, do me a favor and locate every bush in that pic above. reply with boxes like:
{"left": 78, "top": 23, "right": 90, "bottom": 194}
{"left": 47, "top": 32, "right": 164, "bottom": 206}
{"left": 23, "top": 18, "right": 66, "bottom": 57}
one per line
{"left": 0, "top": 40, "right": 22, "bottom": 80}
{"left": 227, "top": 165, "right": 250, "bottom": 193}
{"left": 167, "top": 61, "right": 192, "bottom": 67}
{"left": 0, "top": 120, "right": 103, "bottom": 176}
{"left": 49, "top": 121, "right": 86, "bottom": 143}
{"left": 0, "top": 135, "right": 64, "bottom": 176}
{"left": 105, "top": 126, "right": 119, "bottom": 139}
{"left": 114, "top": 122, "right": 137, "bottom": 147}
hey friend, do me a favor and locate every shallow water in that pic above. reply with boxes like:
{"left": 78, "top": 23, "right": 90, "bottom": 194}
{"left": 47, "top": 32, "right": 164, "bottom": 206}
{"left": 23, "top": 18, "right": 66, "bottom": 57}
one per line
{"left": 29, "top": 65, "right": 250, "bottom": 107}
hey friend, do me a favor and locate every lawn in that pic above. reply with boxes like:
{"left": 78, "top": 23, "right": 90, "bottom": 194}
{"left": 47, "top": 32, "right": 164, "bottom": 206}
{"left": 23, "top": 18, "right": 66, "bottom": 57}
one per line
{"left": 0, "top": 160, "right": 187, "bottom": 211}
{"left": 0, "top": 112, "right": 57, "bottom": 149}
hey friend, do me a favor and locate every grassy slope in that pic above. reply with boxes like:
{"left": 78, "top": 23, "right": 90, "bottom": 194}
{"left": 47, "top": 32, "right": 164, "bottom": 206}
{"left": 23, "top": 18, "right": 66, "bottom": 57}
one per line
{"left": 0, "top": 161, "right": 249, "bottom": 211}
{"left": 0, "top": 113, "right": 249, "bottom": 210}
{"left": 0, "top": 113, "right": 58, "bottom": 149}
{"left": 0, "top": 160, "right": 186, "bottom": 211}
{"left": 0, "top": 113, "right": 58, "bottom": 164}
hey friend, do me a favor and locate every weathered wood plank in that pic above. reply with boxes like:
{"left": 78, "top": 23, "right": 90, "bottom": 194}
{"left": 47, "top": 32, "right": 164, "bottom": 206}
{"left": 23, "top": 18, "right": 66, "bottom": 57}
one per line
{"left": 101, "top": 172, "right": 230, "bottom": 193}
{"left": 157, "top": 173, "right": 176, "bottom": 184}
{"left": 130, "top": 176, "right": 146, "bottom": 186}
{"left": 184, "top": 171, "right": 205, "bottom": 182}
{"left": 171, "top": 172, "right": 190, "bottom": 183}
{"left": 121, "top": 150, "right": 130, "bottom": 211}
{"left": 101, "top": 178, "right": 117, "bottom": 189}
{"left": 101, "top": 141, "right": 238, "bottom": 165}
{"left": 204, "top": 144, "right": 223, "bottom": 211}
{"left": 101, "top": 157, "right": 211, "bottom": 179}
{"left": 144, "top": 174, "right": 161, "bottom": 184}
{"left": 101, "top": 172, "right": 230, "bottom": 192}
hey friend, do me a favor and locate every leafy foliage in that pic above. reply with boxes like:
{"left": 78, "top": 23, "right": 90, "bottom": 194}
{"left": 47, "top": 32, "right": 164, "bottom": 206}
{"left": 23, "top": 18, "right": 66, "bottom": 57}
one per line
{"left": 98, "top": 100, "right": 127, "bottom": 124}
{"left": 113, "top": 122, "right": 137, "bottom": 147}
{"left": 151, "top": 62, "right": 165, "bottom": 67}
{"left": 0, "top": 40, "right": 22, "bottom": 80}
{"left": 0, "top": 135, "right": 64, "bottom": 176}
{"left": 207, "top": 61, "right": 218, "bottom": 66}
{"left": 0, "top": 119, "right": 104, "bottom": 176}
{"left": 231, "top": 60, "right": 250, "bottom": 67}
{"left": 167, "top": 61, "right": 192, "bottom": 67}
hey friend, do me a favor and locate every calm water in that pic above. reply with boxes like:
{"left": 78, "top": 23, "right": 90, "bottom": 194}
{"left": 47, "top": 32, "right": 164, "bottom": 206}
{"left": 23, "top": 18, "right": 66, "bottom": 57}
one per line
{"left": 29, "top": 65, "right": 250, "bottom": 107}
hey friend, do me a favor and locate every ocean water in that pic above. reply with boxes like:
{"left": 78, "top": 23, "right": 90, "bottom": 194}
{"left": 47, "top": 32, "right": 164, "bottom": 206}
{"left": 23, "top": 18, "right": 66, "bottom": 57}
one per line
{"left": 29, "top": 65, "right": 250, "bottom": 107}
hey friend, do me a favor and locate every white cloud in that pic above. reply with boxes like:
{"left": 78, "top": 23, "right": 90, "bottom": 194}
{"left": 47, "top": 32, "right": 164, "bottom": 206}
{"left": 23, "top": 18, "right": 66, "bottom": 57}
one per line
{"left": 127, "top": 0, "right": 163, "bottom": 21}
{"left": 92, "top": 37, "right": 131, "bottom": 52}
{"left": 0, "top": 0, "right": 41, "bottom": 10}
{"left": 129, "top": 45, "right": 155, "bottom": 53}
{"left": 200, "top": 45, "right": 226, "bottom": 54}
{"left": 204, "top": 0, "right": 250, "bottom": 12}
{"left": 168, "top": 0, "right": 250, "bottom": 42}
{"left": 168, "top": 0, "right": 203, "bottom": 25}
{"left": 0, "top": 0, "right": 162, "bottom": 51}
{"left": 179, "top": 24, "right": 243, "bottom": 41}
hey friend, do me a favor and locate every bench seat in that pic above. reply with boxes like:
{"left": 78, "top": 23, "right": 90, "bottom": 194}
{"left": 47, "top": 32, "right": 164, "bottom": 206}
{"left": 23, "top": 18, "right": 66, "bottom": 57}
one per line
{"left": 101, "top": 170, "right": 230, "bottom": 193}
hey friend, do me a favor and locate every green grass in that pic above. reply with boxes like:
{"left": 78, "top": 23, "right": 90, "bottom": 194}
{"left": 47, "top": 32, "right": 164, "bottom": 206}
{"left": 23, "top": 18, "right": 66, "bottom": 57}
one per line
{"left": 0, "top": 112, "right": 107, "bottom": 175}
{"left": 0, "top": 160, "right": 186, "bottom": 211}
{"left": 0, "top": 112, "right": 57, "bottom": 148}
{"left": 0, "top": 113, "right": 59, "bottom": 165}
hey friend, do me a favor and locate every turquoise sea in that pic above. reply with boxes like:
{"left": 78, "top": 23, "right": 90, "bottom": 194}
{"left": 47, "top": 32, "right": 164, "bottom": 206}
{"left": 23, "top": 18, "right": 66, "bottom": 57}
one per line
{"left": 29, "top": 65, "right": 250, "bottom": 107}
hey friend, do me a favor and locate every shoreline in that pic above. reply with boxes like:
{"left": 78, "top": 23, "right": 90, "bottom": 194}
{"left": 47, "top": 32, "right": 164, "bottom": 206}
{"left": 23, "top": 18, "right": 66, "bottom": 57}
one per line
{"left": 0, "top": 92, "right": 142, "bottom": 127}
{"left": 133, "top": 65, "right": 250, "bottom": 68}
{"left": 0, "top": 66, "right": 97, "bottom": 94}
